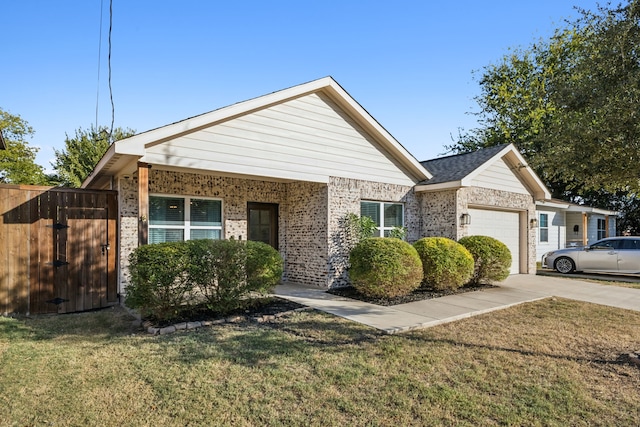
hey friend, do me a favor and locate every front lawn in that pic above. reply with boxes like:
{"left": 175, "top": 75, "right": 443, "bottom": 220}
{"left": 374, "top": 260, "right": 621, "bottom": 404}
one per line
{"left": 1, "top": 299, "right": 639, "bottom": 426}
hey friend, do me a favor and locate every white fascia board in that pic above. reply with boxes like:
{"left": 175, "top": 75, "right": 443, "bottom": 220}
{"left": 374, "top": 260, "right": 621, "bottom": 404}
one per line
{"left": 81, "top": 143, "right": 118, "bottom": 188}
{"left": 414, "top": 180, "right": 463, "bottom": 192}
{"left": 566, "top": 205, "right": 618, "bottom": 216}
{"left": 503, "top": 147, "right": 551, "bottom": 200}
{"left": 536, "top": 200, "right": 571, "bottom": 209}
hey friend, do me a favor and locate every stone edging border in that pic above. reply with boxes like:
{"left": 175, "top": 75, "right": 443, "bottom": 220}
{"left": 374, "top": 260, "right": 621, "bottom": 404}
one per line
{"left": 146, "top": 306, "right": 313, "bottom": 335}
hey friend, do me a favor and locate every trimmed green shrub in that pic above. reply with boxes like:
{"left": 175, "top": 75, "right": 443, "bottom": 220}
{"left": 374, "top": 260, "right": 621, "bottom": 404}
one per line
{"left": 413, "top": 237, "right": 474, "bottom": 291}
{"left": 126, "top": 241, "right": 192, "bottom": 321}
{"left": 126, "top": 239, "right": 284, "bottom": 320}
{"left": 349, "top": 237, "right": 423, "bottom": 298}
{"left": 245, "top": 240, "right": 284, "bottom": 292}
{"left": 187, "top": 239, "right": 284, "bottom": 314}
{"left": 458, "top": 235, "right": 511, "bottom": 284}
{"left": 187, "top": 239, "right": 248, "bottom": 313}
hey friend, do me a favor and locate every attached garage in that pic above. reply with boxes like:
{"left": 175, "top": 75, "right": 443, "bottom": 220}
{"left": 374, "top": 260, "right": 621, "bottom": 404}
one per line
{"left": 417, "top": 144, "right": 551, "bottom": 275}
{"left": 467, "top": 208, "right": 523, "bottom": 274}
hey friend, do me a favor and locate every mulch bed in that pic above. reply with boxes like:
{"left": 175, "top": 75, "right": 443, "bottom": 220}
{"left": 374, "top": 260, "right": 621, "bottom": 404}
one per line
{"left": 146, "top": 297, "right": 306, "bottom": 327}
{"left": 327, "top": 283, "right": 497, "bottom": 306}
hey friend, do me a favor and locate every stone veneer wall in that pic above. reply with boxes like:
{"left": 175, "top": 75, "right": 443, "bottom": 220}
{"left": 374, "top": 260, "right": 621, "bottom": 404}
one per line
{"left": 118, "top": 176, "right": 140, "bottom": 292}
{"left": 284, "top": 181, "right": 329, "bottom": 287}
{"left": 458, "top": 186, "right": 536, "bottom": 274}
{"left": 118, "top": 171, "right": 425, "bottom": 291}
{"left": 116, "top": 170, "right": 332, "bottom": 293}
{"left": 419, "top": 190, "right": 458, "bottom": 240}
{"left": 327, "top": 177, "right": 418, "bottom": 288}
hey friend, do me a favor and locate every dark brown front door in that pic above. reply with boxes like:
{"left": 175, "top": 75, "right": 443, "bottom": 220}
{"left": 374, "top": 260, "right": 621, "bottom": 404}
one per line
{"left": 247, "top": 203, "right": 278, "bottom": 249}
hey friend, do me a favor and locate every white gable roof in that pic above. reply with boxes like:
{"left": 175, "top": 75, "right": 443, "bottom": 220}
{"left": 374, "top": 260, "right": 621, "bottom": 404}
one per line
{"left": 82, "top": 77, "right": 431, "bottom": 188}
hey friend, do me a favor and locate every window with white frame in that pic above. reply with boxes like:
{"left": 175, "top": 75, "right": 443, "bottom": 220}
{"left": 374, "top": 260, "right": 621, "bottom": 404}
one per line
{"left": 360, "top": 201, "right": 404, "bottom": 237}
{"left": 149, "top": 195, "right": 222, "bottom": 244}
{"left": 597, "top": 218, "right": 606, "bottom": 240}
{"left": 539, "top": 213, "right": 549, "bottom": 242}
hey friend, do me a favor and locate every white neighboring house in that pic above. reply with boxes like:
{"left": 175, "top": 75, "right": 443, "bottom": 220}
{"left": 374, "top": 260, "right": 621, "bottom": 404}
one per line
{"left": 535, "top": 199, "right": 618, "bottom": 261}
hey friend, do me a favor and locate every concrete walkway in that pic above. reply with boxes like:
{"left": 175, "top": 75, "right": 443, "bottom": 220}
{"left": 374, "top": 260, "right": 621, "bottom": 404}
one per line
{"left": 274, "top": 275, "right": 640, "bottom": 334}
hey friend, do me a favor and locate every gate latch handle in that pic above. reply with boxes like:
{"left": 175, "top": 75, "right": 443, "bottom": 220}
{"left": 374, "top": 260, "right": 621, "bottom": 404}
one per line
{"left": 101, "top": 243, "right": 111, "bottom": 255}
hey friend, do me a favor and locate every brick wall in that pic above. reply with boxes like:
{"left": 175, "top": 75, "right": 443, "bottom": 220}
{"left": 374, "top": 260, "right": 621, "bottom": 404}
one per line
{"left": 116, "top": 170, "right": 334, "bottom": 292}
{"left": 327, "top": 177, "right": 417, "bottom": 287}
{"left": 418, "top": 189, "right": 458, "bottom": 239}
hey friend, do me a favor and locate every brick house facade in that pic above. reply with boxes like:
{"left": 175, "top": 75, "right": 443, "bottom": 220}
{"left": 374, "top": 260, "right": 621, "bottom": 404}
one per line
{"left": 84, "top": 77, "right": 550, "bottom": 295}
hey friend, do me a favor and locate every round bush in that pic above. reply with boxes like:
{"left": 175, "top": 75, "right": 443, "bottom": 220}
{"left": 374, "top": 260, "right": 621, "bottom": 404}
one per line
{"left": 458, "top": 235, "right": 511, "bottom": 285}
{"left": 349, "top": 238, "right": 423, "bottom": 298}
{"left": 413, "top": 237, "right": 474, "bottom": 291}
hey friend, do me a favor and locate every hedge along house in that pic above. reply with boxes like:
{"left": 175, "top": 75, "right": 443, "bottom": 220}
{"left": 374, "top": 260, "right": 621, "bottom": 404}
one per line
{"left": 82, "top": 77, "right": 549, "bottom": 294}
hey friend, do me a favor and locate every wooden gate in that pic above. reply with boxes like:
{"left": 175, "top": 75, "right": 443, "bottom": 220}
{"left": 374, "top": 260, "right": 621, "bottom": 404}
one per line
{"left": 0, "top": 185, "right": 118, "bottom": 315}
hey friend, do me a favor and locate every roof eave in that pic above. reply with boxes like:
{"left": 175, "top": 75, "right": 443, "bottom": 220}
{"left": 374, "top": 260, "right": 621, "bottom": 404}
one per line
{"left": 501, "top": 146, "right": 551, "bottom": 200}
{"left": 82, "top": 77, "right": 432, "bottom": 186}
{"left": 414, "top": 180, "right": 464, "bottom": 192}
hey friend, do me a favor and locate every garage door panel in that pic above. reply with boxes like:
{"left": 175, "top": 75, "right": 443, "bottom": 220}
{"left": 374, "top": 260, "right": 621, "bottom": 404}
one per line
{"left": 468, "top": 209, "right": 520, "bottom": 274}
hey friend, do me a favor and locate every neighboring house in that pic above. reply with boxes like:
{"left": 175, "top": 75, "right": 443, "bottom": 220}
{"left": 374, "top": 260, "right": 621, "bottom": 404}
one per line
{"left": 0, "top": 131, "right": 6, "bottom": 150}
{"left": 82, "top": 77, "right": 550, "bottom": 294}
{"left": 536, "top": 199, "right": 618, "bottom": 260}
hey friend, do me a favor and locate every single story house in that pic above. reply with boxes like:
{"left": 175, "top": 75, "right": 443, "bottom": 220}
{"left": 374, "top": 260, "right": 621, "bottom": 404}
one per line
{"left": 535, "top": 199, "right": 618, "bottom": 261}
{"left": 82, "top": 77, "right": 550, "bottom": 293}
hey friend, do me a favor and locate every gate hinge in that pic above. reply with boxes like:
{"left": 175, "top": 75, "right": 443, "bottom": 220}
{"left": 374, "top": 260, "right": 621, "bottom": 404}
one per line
{"left": 49, "top": 260, "right": 70, "bottom": 267}
{"left": 46, "top": 297, "right": 69, "bottom": 305}
{"left": 47, "top": 223, "right": 70, "bottom": 230}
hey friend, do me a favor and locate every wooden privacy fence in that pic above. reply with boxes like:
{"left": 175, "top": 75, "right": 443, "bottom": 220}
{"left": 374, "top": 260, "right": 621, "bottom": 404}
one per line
{"left": 0, "top": 185, "right": 118, "bottom": 315}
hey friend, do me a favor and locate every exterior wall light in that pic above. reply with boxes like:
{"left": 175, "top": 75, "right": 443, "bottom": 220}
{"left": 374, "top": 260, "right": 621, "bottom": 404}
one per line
{"left": 530, "top": 218, "right": 538, "bottom": 228}
{"left": 460, "top": 213, "right": 471, "bottom": 226}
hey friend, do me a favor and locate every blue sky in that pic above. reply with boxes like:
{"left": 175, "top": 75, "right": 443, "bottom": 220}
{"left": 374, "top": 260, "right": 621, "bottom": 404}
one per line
{"left": 2, "top": 0, "right": 601, "bottom": 173}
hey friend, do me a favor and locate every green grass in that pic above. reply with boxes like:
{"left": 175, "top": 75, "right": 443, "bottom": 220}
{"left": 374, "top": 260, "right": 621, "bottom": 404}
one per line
{"left": 1, "top": 299, "right": 639, "bottom": 426}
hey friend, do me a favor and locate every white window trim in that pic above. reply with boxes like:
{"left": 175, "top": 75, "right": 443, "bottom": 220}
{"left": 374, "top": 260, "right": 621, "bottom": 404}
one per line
{"left": 149, "top": 194, "right": 223, "bottom": 241}
{"left": 361, "top": 200, "right": 404, "bottom": 237}
{"left": 539, "top": 213, "right": 549, "bottom": 243}
{"left": 597, "top": 218, "right": 606, "bottom": 240}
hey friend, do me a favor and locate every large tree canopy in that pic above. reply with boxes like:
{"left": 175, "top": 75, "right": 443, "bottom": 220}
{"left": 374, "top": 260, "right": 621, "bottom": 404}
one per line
{"left": 451, "top": 0, "right": 640, "bottom": 199}
{"left": 52, "top": 126, "right": 135, "bottom": 187}
{"left": 0, "top": 108, "right": 50, "bottom": 185}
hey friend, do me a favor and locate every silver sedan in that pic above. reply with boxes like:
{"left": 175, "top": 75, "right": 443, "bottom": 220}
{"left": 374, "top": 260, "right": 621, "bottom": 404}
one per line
{"left": 542, "top": 237, "right": 640, "bottom": 274}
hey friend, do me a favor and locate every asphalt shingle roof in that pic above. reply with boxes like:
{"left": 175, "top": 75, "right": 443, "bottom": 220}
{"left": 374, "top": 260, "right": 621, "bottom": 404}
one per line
{"left": 419, "top": 144, "right": 509, "bottom": 185}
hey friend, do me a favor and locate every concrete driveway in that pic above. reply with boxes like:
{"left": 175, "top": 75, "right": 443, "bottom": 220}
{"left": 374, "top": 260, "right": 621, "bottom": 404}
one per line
{"left": 274, "top": 274, "right": 640, "bottom": 334}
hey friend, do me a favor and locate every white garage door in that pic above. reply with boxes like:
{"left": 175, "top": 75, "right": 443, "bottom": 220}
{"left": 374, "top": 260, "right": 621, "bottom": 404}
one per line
{"left": 468, "top": 208, "right": 520, "bottom": 274}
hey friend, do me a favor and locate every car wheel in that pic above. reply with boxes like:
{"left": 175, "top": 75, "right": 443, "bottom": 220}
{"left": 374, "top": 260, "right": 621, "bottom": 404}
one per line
{"left": 554, "top": 257, "right": 576, "bottom": 274}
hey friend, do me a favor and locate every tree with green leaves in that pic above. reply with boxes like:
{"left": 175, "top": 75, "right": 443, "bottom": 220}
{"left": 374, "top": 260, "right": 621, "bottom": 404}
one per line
{"left": 451, "top": 0, "right": 640, "bottom": 203}
{"left": 0, "top": 108, "right": 50, "bottom": 185}
{"left": 52, "top": 125, "right": 135, "bottom": 187}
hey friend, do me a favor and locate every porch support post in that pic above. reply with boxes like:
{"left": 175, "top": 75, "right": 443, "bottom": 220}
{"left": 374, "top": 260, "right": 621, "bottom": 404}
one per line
{"left": 138, "top": 162, "right": 151, "bottom": 246}
{"left": 605, "top": 215, "right": 610, "bottom": 237}
{"left": 582, "top": 213, "right": 588, "bottom": 246}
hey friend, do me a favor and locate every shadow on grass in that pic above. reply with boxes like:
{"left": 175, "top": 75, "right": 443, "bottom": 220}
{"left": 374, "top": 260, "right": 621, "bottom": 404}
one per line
{"left": 149, "top": 311, "right": 385, "bottom": 367}
{"left": 404, "top": 334, "right": 630, "bottom": 367}
{"left": 0, "top": 306, "right": 139, "bottom": 342}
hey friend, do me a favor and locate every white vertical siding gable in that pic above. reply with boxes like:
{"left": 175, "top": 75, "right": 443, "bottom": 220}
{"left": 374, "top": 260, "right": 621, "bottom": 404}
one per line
{"left": 143, "top": 93, "right": 417, "bottom": 186}
{"left": 470, "top": 158, "right": 530, "bottom": 194}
